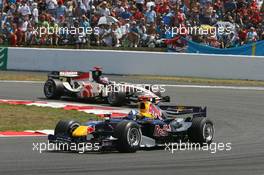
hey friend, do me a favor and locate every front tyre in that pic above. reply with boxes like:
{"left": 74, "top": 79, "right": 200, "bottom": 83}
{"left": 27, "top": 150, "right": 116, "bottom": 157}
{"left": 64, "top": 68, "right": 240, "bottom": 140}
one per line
{"left": 114, "top": 121, "right": 142, "bottom": 153}
{"left": 188, "top": 117, "right": 214, "bottom": 144}
{"left": 54, "top": 120, "right": 80, "bottom": 137}
{"left": 54, "top": 120, "right": 80, "bottom": 151}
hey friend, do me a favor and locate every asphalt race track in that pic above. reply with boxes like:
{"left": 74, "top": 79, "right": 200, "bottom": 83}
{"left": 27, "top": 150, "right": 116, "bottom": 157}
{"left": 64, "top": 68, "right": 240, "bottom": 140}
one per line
{"left": 0, "top": 78, "right": 264, "bottom": 175}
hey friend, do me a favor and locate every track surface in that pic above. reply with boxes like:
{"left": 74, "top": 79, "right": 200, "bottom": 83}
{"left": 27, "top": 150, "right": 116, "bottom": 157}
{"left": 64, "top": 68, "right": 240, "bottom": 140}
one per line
{"left": 0, "top": 78, "right": 264, "bottom": 175}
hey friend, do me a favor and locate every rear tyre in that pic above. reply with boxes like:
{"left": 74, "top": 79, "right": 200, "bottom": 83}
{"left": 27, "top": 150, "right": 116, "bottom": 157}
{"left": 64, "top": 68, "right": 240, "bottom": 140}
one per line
{"left": 44, "top": 79, "right": 64, "bottom": 99}
{"left": 188, "top": 117, "right": 214, "bottom": 144}
{"left": 114, "top": 121, "right": 142, "bottom": 153}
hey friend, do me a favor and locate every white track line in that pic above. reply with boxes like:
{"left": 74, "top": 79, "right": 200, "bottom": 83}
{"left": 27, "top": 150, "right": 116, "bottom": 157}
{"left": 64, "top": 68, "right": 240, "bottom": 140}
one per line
{"left": 162, "top": 84, "right": 264, "bottom": 91}
{"left": 0, "top": 80, "right": 264, "bottom": 91}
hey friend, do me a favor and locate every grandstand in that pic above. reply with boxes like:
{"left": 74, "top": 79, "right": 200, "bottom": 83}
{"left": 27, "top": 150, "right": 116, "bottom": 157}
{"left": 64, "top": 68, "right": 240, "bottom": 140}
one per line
{"left": 0, "top": 0, "right": 263, "bottom": 54}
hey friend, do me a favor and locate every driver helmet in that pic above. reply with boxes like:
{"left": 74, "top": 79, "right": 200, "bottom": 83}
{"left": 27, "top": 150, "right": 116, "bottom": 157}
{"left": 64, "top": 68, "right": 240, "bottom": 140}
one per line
{"left": 138, "top": 96, "right": 155, "bottom": 119}
{"left": 91, "top": 66, "right": 102, "bottom": 80}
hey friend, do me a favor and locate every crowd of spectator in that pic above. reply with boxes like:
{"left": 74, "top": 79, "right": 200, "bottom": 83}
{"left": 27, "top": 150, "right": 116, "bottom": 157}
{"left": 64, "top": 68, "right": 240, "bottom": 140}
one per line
{"left": 0, "top": 0, "right": 263, "bottom": 49}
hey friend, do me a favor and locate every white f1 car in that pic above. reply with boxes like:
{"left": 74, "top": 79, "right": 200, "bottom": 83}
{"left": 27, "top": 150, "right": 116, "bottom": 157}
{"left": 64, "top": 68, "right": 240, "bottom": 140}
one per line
{"left": 44, "top": 68, "right": 170, "bottom": 106}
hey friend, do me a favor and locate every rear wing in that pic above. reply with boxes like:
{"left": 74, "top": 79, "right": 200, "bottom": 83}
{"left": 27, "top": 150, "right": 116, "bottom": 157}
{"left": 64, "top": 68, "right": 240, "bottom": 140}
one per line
{"left": 48, "top": 71, "right": 84, "bottom": 79}
{"left": 158, "top": 105, "right": 207, "bottom": 118}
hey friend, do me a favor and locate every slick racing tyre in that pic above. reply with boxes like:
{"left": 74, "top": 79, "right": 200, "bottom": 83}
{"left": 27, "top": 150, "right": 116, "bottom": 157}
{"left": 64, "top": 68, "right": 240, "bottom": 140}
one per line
{"left": 54, "top": 120, "right": 80, "bottom": 151}
{"left": 188, "top": 117, "right": 214, "bottom": 144}
{"left": 114, "top": 121, "right": 142, "bottom": 153}
{"left": 54, "top": 120, "right": 80, "bottom": 137}
{"left": 107, "top": 91, "right": 126, "bottom": 106}
{"left": 44, "top": 79, "right": 64, "bottom": 99}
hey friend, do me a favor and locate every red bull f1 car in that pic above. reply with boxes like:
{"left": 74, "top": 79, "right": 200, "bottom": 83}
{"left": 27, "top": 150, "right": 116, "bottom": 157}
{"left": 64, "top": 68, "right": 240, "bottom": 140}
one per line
{"left": 44, "top": 67, "right": 169, "bottom": 106}
{"left": 48, "top": 97, "right": 214, "bottom": 153}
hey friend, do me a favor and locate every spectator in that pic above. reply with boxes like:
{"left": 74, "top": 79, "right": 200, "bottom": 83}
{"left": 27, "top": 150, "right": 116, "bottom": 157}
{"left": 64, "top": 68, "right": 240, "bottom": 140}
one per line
{"left": 145, "top": 5, "right": 156, "bottom": 24}
{"left": 113, "top": 1, "right": 125, "bottom": 17}
{"left": 246, "top": 27, "right": 258, "bottom": 43}
{"left": 48, "top": 17, "right": 59, "bottom": 45}
{"left": 120, "top": 6, "right": 132, "bottom": 20}
{"left": 136, "top": 0, "right": 144, "bottom": 12}
{"left": 238, "top": 28, "right": 247, "bottom": 45}
{"left": 208, "top": 36, "right": 221, "bottom": 48}
{"left": 56, "top": 0, "right": 66, "bottom": 20}
{"left": 46, "top": 0, "right": 57, "bottom": 17}
{"left": 74, "top": 0, "right": 87, "bottom": 18}
{"left": 97, "top": 1, "right": 110, "bottom": 16}
{"left": 128, "top": 21, "right": 140, "bottom": 47}
{"left": 32, "top": 3, "right": 39, "bottom": 24}
{"left": 146, "top": 0, "right": 155, "bottom": 11}
{"left": 111, "top": 23, "right": 122, "bottom": 47}
{"left": 18, "top": 0, "right": 31, "bottom": 16}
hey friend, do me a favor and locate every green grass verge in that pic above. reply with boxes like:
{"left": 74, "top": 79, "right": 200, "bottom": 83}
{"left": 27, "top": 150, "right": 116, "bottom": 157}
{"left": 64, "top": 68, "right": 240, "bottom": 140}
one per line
{"left": 0, "top": 71, "right": 47, "bottom": 81}
{"left": 132, "top": 75, "right": 264, "bottom": 87}
{"left": 0, "top": 103, "right": 100, "bottom": 131}
{"left": 1, "top": 70, "right": 264, "bottom": 86}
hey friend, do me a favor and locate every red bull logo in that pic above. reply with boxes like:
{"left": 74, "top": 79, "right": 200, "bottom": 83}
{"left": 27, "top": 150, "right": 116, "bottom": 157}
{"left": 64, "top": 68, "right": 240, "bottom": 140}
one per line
{"left": 154, "top": 124, "right": 171, "bottom": 137}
